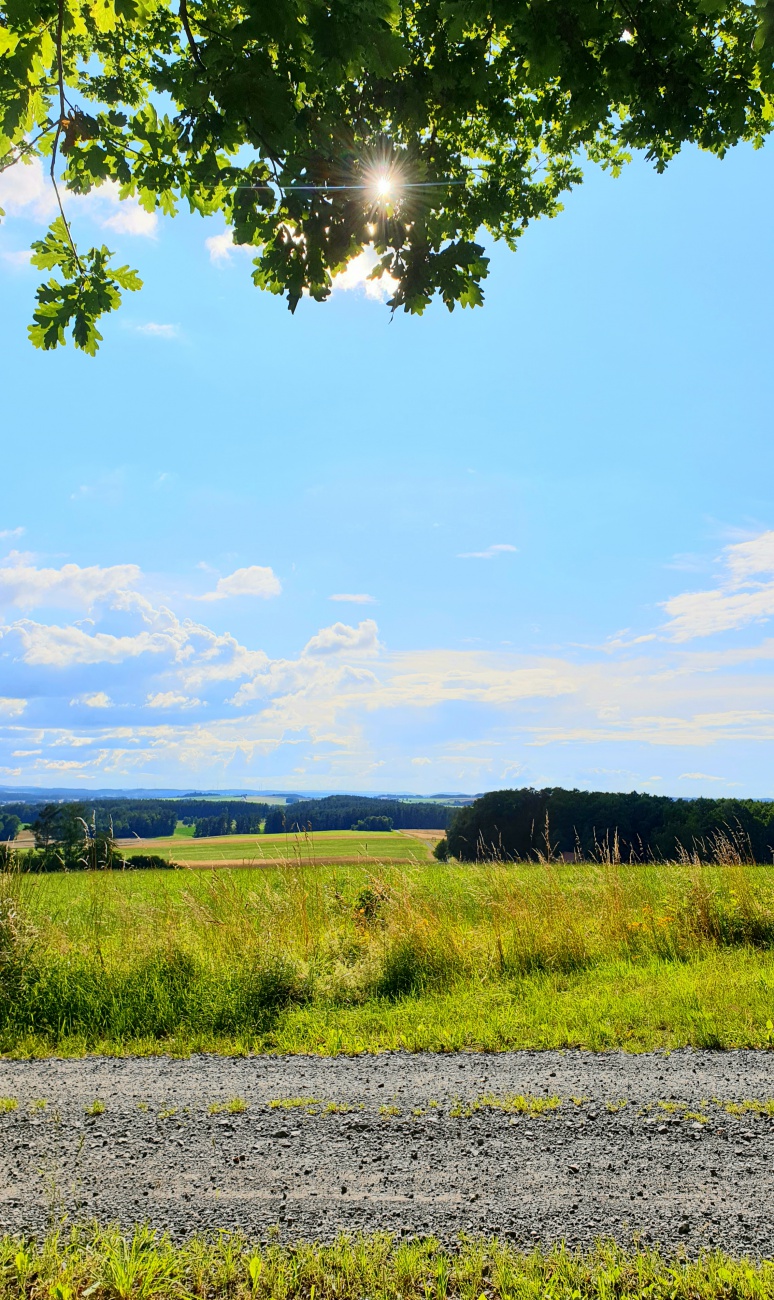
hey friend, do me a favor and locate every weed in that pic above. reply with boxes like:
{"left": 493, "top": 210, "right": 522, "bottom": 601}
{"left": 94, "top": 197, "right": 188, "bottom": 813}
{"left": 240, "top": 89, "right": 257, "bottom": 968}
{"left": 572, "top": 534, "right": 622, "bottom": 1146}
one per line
{"left": 473, "top": 1094, "right": 561, "bottom": 1117}
{"left": 8, "top": 858, "right": 774, "bottom": 1054}
{"left": 30, "top": 1099, "right": 47, "bottom": 1111}
{"left": 85, "top": 1100, "right": 105, "bottom": 1117}
{"left": 379, "top": 1104, "right": 401, "bottom": 1117}
{"left": 158, "top": 1107, "right": 177, "bottom": 1120}
{"left": 324, "top": 1102, "right": 359, "bottom": 1114}
{"left": 269, "top": 1097, "right": 321, "bottom": 1111}
{"left": 0, "top": 1098, "right": 17, "bottom": 1113}
{"left": 604, "top": 1099, "right": 628, "bottom": 1113}
{"left": 0, "top": 1226, "right": 773, "bottom": 1300}
{"left": 209, "top": 1097, "right": 248, "bottom": 1115}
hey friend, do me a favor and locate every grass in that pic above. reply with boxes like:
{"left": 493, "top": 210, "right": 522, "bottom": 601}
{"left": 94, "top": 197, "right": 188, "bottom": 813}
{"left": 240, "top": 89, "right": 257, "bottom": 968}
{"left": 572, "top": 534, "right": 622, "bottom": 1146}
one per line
{"left": 1, "top": 1227, "right": 774, "bottom": 1300}
{"left": 4, "top": 858, "right": 774, "bottom": 1056}
{"left": 114, "top": 830, "right": 434, "bottom": 866}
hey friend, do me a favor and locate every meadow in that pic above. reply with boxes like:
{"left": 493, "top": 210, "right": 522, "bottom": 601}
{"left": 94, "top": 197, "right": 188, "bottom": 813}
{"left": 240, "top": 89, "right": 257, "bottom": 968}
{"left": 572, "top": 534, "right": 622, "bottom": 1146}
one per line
{"left": 3, "top": 851, "right": 774, "bottom": 1057}
{"left": 3, "top": 1227, "right": 773, "bottom": 1300}
{"left": 117, "top": 829, "right": 435, "bottom": 867}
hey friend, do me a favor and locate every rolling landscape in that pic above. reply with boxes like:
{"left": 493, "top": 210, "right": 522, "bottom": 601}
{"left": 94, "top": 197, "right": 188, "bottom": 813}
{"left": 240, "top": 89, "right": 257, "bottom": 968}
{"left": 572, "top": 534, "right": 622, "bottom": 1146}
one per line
{"left": 4, "top": 0, "right": 774, "bottom": 1291}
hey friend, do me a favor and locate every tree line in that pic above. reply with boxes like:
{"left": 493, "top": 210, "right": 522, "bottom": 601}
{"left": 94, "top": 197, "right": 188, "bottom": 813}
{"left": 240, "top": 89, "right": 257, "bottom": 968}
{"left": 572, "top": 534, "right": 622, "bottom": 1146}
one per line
{"left": 439, "top": 788, "right": 774, "bottom": 864}
{"left": 263, "top": 796, "right": 453, "bottom": 834}
{"left": 0, "top": 798, "right": 274, "bottom": 840}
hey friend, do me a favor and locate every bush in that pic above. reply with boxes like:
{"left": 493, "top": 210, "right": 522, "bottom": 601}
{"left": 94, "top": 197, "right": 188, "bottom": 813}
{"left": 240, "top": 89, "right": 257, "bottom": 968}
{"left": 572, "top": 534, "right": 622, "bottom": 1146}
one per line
{"left": 123, "top": 854, "right": 171, "bottom": 871}
{"left": 433, "top": 837, "right": 449, "bottom": 861}
{"left": 351, "top": 816, "right": 393, "bottom": 832}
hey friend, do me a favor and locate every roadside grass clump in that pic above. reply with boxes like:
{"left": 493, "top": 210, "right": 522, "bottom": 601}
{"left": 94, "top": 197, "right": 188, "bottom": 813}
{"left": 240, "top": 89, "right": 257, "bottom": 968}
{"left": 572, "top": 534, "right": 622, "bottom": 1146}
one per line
{"left": 85, "top": 1099, "right": 105, "bottom": 1117}
{"left": 1, "top": 1227, "right": 774, "bottom": 1300}
{"left": 209, "top": 1097, "right": 248, "bottom": 1115}
{"left": 269, "top": 1097, "right": 321, "bottom": 1112}
{"left": 5, "top": 857, "right": 774, "bottom": 1054}
{"left": 0, "top": 1097, "right": 17, "bottom": 1113}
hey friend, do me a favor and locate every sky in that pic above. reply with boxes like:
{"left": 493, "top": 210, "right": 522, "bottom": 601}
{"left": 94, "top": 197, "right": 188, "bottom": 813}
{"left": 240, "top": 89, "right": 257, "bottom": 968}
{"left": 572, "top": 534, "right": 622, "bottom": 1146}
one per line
{"left": 0, "top": 139, "right": 774, "bottom": 797}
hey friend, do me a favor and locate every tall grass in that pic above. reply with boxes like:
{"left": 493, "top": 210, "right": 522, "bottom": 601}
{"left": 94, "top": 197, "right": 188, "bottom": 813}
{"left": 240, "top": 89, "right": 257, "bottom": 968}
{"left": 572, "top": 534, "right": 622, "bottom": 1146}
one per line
{"left": 1, "top": 1226, "right": 773, "bottom": 1300}
{"left": 3, "top": 859, "right": 774, "bottom": 1055}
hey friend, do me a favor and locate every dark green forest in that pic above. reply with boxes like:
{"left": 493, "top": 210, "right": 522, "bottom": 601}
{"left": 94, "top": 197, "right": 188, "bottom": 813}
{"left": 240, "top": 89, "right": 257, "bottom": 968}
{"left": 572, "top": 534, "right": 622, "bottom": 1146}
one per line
{"left": 442, "top": 788, "right": 774, "bottom": 863}
{"left": 263, "top": 796, "right": 452, "bottom": 833}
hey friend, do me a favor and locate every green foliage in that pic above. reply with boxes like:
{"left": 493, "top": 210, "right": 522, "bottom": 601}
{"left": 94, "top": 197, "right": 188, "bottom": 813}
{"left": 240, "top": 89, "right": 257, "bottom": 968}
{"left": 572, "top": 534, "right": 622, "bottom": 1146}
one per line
{"left": 28, "top": 219, "right": 142, "bottom": 355}
{"left": 352, "top": 816, "right": 393, "bottom": 832}
{"left": 1, "top": 0, "right": 774, "bottom": 347}
{"left": 5, "top": 857, "right": 774, "bottom": 1053}
{"left": 446, "top": 786, "right": 774, "bottom": 863}
{"left": 2, "top": 1227, "right": 774, "bottom": 1300}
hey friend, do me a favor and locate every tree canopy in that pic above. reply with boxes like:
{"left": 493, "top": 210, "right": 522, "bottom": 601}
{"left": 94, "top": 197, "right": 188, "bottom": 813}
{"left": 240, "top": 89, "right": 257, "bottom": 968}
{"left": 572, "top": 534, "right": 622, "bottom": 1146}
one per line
{"left": 2, "top": 0, "right": 773, "bottom": 352}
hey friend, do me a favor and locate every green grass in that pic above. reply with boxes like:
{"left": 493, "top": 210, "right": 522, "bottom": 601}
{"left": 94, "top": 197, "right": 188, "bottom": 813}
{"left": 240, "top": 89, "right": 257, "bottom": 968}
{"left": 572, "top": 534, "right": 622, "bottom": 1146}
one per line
{"left": 3, "top": 859, "right": 774, "bottom": 1056}
{"left": 1, "top": 1227, "right": 773, "bottom": 1300}
{"left": 117, "top": 829, "right": 433, "bottom": 865}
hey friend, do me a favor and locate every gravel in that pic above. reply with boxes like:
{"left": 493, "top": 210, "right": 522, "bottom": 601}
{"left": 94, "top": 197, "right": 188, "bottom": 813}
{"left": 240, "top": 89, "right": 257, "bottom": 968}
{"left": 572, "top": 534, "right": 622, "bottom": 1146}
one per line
{"left": 2, "top": 1049, "right": 774, "bottom": 1253}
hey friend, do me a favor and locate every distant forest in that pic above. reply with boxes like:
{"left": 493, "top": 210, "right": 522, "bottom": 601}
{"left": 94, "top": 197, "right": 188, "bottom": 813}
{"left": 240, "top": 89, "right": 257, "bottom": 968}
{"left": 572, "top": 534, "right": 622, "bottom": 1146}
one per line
{"left": 0, "top": 794, "right": 453, "bottom": 842}
{"left": 264, "top": 796, "right": 453, "bottom": 833}
{"left": 443, "top": 788, "right": 774, "bottom": 863}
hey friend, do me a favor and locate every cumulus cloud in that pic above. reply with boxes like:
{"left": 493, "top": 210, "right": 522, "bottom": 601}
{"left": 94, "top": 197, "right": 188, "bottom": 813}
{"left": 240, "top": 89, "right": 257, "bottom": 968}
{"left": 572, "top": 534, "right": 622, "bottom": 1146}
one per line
{"left": 8, "top": 537, "right": 774, "bottom": 790}
{"left": 0, "top": 553, "right": 141, "bottom": 611}
{"left": 302, "top": 619, "right": 380, "bottom": 657}
{"left": 0, "top": 697, "right": 26, "bottom": 717}
{"left": 0, "top": 159, "right": 157, "bottom": 238}
{"left": 199, "top": 565, "right": 282, "bottom": 601}
{"left": 74, "top": 692, "right": 113, "bottom": 709}
{"left": 329, "top": 593, "right": 376, "bottom": 604}
{"left": 332, "top": 248, "right": 399, "bottom": 301}
{"left": 145, "top": 692, "right": 202, "bottom": 709}
{"left": 662, "top": 529, "right": 774, "bottom": 640}
{"left": 205, "top": 230, "right": 236, "bottom": 264}
{"left": 458, "top": 543, "right": 518, "bottom": 560}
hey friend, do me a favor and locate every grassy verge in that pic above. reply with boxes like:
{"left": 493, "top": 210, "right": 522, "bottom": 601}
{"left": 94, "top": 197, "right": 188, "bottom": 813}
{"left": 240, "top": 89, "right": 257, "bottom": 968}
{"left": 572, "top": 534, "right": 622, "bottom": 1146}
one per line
{"left": 2, "top": 1227, "right": 773, "bottom": 1300}
{"left": 3, "top": 860, "right": 774, "bottom": 1056}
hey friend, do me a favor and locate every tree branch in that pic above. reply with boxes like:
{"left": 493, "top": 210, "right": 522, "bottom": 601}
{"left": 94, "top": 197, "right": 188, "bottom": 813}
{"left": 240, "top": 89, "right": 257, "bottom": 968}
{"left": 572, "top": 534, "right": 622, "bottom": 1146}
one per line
{"left": 179, "top": 0, "right": 206, "bottom": 71}
{"left": 50, "top": 0, "right": 82, "bottom": 270}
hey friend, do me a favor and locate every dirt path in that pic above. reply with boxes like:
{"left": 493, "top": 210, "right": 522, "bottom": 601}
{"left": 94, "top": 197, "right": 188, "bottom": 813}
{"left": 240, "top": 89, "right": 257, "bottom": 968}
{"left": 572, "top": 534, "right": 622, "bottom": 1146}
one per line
{"left": 1, "top": 1050, "right": 773, "bottom": 1253}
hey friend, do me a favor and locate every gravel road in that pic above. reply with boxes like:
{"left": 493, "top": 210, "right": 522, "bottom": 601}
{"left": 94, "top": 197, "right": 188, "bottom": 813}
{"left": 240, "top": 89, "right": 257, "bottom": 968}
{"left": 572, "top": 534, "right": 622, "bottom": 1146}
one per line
{"left": 2, "top": 1050, "right": 774, "bottom": 1254}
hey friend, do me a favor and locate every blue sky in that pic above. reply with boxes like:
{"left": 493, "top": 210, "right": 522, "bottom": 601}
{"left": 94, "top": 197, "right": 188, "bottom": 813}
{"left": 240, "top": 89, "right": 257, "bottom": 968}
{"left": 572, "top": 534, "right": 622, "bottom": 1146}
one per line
{"left": 1, "top": 139, "right": 773, "bottom": 796}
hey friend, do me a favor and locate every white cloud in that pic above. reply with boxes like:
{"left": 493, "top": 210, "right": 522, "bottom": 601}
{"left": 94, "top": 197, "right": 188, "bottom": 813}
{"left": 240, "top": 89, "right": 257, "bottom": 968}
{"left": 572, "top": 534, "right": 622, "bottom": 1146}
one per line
{"left": 135, "top": 322, "right": 179, "bottom": 339}
{"left": 0, "top": 553, "right": 140, "bottom": 611}
{"left": 329, "top": 593, "right": 376, "bottom": 604}
{"left": 0, "top": 697, "right": 26, "bottom": 718}
{"left": 302, "top": 619, "right": 380, "bottom": 658}
{"left": 679, "top": 772, "right": 724, "bottom": 781}
{"left": 458, "top": 543, "right": 518, "bottom": 560}
{"left": 411, "top": 756, "right": 432, "bottom": 766}
{"left": 145, "top": 692, "right": 202, "bottom": 709}
{"left": 1, "top": 249, "right": 32, "bottom": 268}
{"left": 0, "top": 159, "right": 157, "bottom": 238}
{"left": 662, "top": 529, "right": 774, "bottom": 640}
{"left": 205, "top": 230, "right": 235, "bottom": 264}
{"left": 102, "top": 199, "right": 157, "bottom": 238}
{"left": 0, "top": 157, "right": 55, "bottom": 219}
{"left": 199, "top": 565, "right": 282, "bottom": 601}
{"left": 74, "top": 692, "right": 113, "bottom": 709}
{"left": 332, "top": 248, "right": 398, "bottom": 301}
{"left": 0, "top": 527, "right": 24, "bottom": 539}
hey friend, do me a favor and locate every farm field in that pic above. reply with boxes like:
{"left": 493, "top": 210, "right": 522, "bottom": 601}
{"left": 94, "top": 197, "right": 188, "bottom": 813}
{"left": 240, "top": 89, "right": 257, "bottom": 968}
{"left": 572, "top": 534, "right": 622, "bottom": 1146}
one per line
{"left": 4, "top": 859, "right": 774, "bottom": 1057}
{"left": 116, "top": 829, "right": 437, "bottom": 866}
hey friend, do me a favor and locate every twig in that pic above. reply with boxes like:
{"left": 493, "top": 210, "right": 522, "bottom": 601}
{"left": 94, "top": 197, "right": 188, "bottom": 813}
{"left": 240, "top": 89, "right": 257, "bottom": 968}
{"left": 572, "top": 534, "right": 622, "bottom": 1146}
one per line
{"left": 180, "top": 0, "right": 206, "bottom": 70}
{"left": 51, "top": 0, "right": 82, "bottom": 269}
